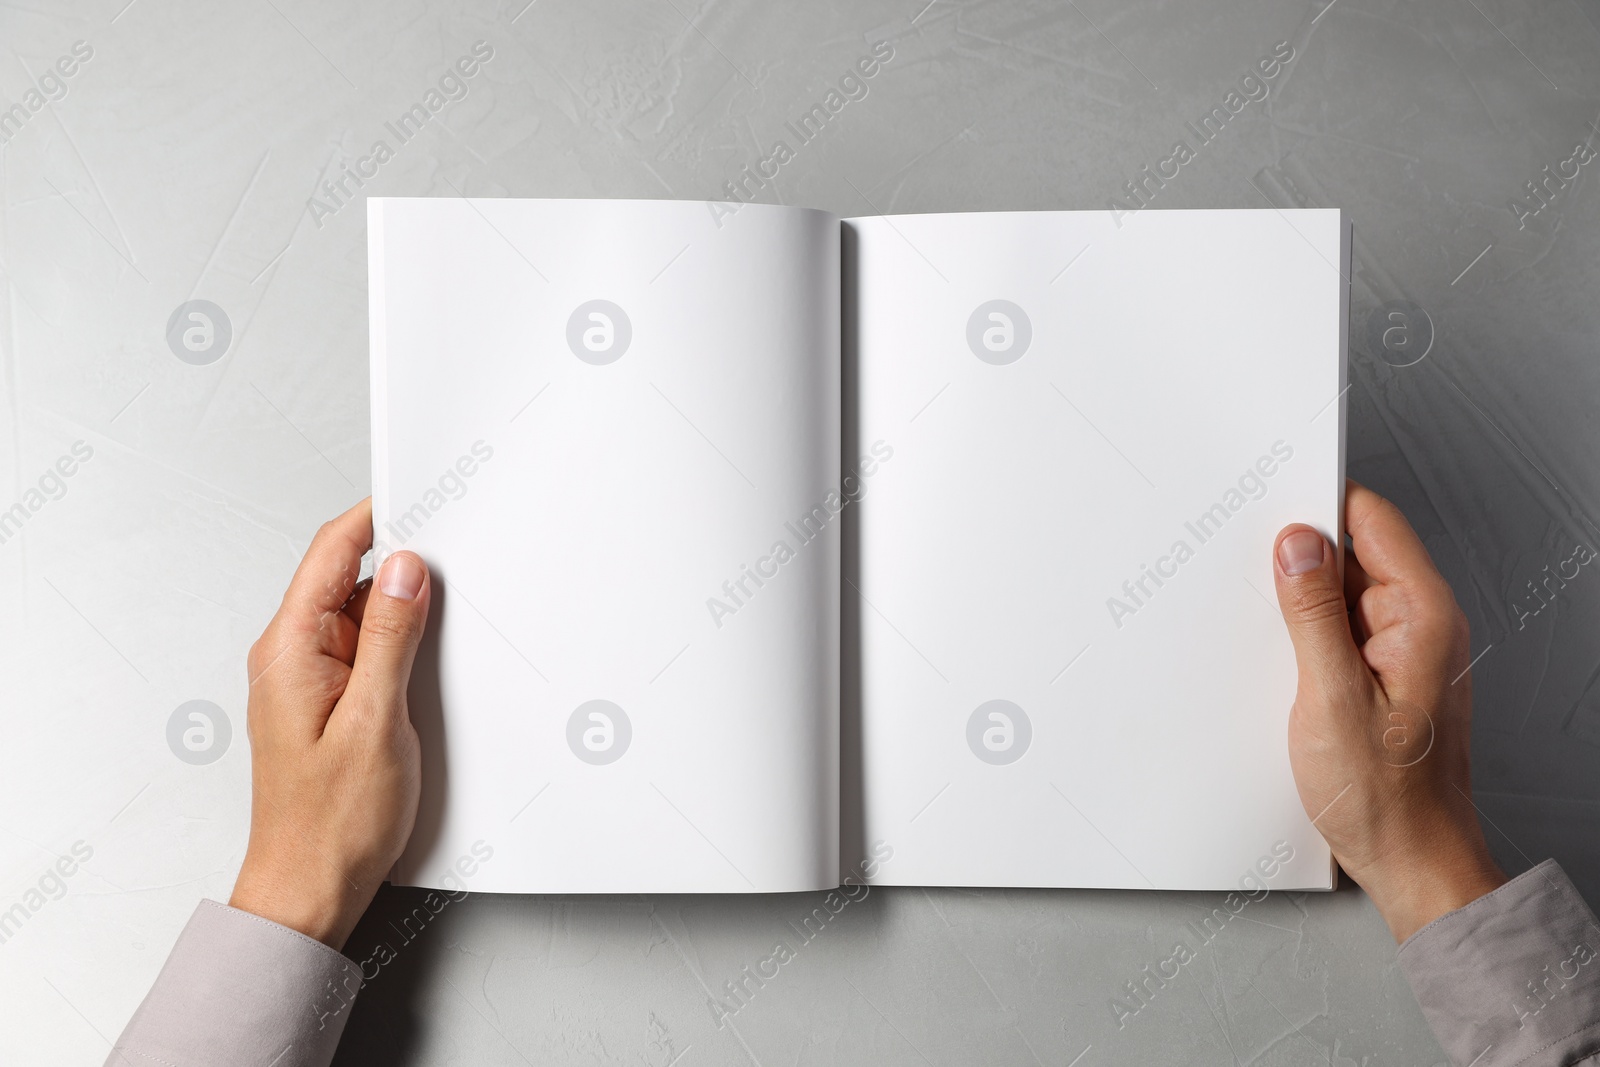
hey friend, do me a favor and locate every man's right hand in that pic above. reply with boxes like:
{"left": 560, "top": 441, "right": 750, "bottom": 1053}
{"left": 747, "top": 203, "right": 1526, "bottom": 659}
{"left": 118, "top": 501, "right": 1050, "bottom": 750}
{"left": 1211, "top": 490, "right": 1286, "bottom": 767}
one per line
{"left": 1274, "top": 479, "right": 1506, "bottom": 943}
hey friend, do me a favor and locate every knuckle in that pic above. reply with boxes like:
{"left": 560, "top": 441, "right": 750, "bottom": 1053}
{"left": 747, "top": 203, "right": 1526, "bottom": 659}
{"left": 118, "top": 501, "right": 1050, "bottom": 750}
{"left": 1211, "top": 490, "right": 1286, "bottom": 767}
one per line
{"left": 330, "top": 562, "right": 359, "bottom": 603}
{"left": 1450, "top": 604, "right": 1470, "bottom": 644}
{"left": 363, "top": 606, "right": 422, "bottom": 646}
{"left": 1289, "top": 581, "right": 1347, "bottom": 625}
{"left": 1412, "top": 579, "right": 1467, "bottom": 640}
{"left": 246, "top": 631, "right": 277, "bottom": 679}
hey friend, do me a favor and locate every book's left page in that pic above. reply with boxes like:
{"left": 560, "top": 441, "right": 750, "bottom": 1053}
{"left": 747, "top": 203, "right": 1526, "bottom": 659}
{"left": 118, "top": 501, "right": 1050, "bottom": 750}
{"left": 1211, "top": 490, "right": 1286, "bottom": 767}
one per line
{"left": 370, "top": 198, "right": 841, "bottom": 893}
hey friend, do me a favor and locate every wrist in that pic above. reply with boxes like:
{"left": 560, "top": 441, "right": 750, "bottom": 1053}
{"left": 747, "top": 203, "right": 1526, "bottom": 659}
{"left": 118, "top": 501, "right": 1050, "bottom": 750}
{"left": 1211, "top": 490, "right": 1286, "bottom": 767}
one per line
{"left": 1354, "top": 837, "right": 1507, "bottom": 944}
{"left": 229, "top": 852, "right": 374, "bottom": 951}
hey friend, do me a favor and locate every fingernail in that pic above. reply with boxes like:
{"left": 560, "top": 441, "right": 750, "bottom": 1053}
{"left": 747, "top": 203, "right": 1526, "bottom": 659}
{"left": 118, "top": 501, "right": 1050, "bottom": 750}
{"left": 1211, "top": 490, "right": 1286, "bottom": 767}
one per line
{"left": 379, "top": 553, "right": 425, "bottom": 600}
{"left": 1278, "top": 530, "right": 1326, "bottom": 576}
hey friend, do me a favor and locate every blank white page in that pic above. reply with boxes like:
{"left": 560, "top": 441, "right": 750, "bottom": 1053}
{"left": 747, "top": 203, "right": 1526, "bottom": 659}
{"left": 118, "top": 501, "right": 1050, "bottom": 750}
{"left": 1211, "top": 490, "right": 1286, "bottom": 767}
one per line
{"left": 371, "top": 198, "right": 840, "bottom": 893}
{"left": 846, "top": 209, "right": 1345, "bottom": 890}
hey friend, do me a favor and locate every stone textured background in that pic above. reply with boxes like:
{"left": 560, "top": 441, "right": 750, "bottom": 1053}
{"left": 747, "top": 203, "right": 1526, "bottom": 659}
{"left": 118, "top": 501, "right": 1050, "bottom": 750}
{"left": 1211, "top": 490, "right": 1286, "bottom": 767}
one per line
{"left": 1, "top": 0, "right": 1597, "bottom": 1063}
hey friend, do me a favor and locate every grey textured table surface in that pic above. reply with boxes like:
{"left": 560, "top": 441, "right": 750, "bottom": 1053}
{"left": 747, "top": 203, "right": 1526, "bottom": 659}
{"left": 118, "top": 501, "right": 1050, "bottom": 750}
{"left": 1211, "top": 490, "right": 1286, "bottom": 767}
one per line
{"left": 2, "top": 0, "right": 1598, "bottom": 1063}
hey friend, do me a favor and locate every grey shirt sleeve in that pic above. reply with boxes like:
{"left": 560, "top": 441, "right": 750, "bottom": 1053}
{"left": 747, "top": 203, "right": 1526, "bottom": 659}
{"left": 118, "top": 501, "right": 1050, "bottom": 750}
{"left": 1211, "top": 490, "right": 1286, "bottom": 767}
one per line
{"left": 107, "top": 899, "right": 363, "bottom": 1067}
{"left": 1399, "top": 859, "right": 1600, "bottom": 1067}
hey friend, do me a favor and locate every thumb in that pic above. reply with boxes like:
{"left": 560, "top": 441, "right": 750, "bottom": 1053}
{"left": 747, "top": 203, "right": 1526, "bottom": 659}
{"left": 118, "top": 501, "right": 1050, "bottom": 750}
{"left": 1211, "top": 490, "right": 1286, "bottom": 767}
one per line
{"left": 1272, "top": 526, "right": 1365, "bottom": 689}
{"left": 350, "top": 551, "right": 431, "bottom": 712}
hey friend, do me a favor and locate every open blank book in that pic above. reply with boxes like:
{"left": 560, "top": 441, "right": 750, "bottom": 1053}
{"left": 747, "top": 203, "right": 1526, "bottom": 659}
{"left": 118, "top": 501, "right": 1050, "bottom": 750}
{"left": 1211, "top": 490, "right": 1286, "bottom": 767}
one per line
{"left": 368, "top": 198, "right": 1348, "bottom": 894}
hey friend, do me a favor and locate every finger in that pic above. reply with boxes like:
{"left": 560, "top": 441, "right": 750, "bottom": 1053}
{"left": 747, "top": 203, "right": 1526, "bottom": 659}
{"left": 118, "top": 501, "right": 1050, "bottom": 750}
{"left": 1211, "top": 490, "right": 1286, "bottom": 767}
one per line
{"left": 248, "top": 501, "right": 373, "bottom": 687}
{"left": 1356, "top": 613, "right": 1465, "bottom": 695}
{"left": 1353, "top": 582, "right": 1410, "bottom": 642}
{"left": 342, "top": 578, "right": 375, "bottom": 628}
{"left": 1344, "top": 481, "right": 1445, "bottom": 591}
{"left": 1357, "top": 624, "right": 1425, "bottom": 678}
{"left": 1273, "top": 524, "right": 1369, "bottom": 690}
{"left": 346, "top": 552, "right": 431, "bottom": 718}
{"left": 1343, "top": 548, "right": 1378, "bottom": 603}
{"left": 275, "top": 499, "right": 373, "bottom": 638}
{"left": 1343, "top": 550, "right": 1378, "bottom": 644}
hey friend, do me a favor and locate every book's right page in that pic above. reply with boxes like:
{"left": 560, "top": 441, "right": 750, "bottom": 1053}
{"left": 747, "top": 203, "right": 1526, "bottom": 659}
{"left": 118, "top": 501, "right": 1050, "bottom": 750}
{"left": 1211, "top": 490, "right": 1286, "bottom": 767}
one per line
{"left": 845, "top": 209, "right": 1346, "bottom": 890}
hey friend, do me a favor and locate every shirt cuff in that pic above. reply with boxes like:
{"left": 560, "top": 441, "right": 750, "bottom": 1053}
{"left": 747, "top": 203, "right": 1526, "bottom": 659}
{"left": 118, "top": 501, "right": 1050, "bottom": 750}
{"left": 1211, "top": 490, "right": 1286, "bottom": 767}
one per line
{"left": 1398, "top": 859, "right": 1600, "bottom": 1067}
{"left": 109, "top": 898, "right": 363, "bottom": 1067}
